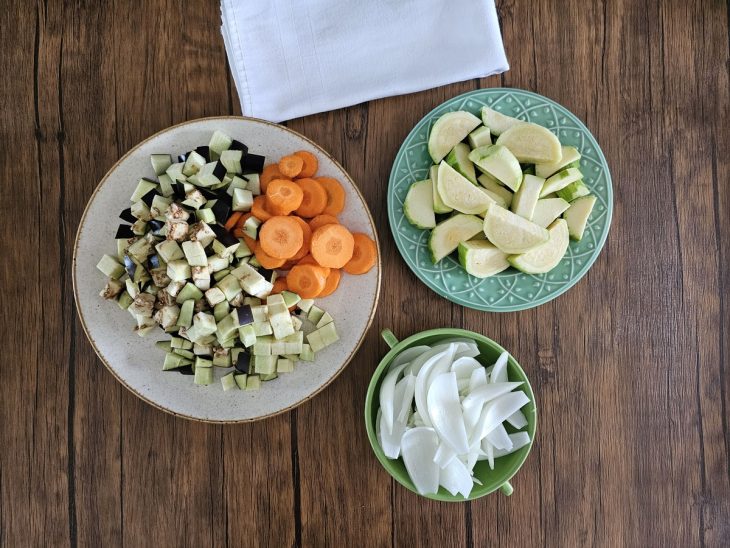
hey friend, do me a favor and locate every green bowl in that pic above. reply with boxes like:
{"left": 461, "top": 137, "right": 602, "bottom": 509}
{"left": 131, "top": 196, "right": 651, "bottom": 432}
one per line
{"left": 364, "top": 328, "right": 537, "bottom": 501}
{"left": 387, "top": 88, "right": 613, "bottom": 312}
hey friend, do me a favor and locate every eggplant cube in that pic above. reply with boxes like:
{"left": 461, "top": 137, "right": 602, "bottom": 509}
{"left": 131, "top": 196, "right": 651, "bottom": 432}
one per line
{"left": 131, "top": 219, "right": 147, "bottom": 236}
{"left": 191, "top": 265, "right": 210, "bottom": 291}
{"left": 96, "top": 254, "right": 125, "bottom": 279}
{"left": 216, "top": 274, "right": 243, "bottom": 301}
{"left": 183, "top": 189, "right": 207, "bottom": 210}
{"left": 220, "top": 150, "right": 243, "bottom": 174}
{"left": 167, "top": 259, "right": 191, "bottom": 282}
{"left": 165, "top": 280, "right": 185, "bottom": 298}
{"left": 242, "top": 216, "right": 261, "bottom": 240}
{"left": 165, "top": 202, "right": 190, "bottom": 222}
{"left": 131, "top": 178, "right": 157, "bottom": 202}
{"left": 165, "top": 220, "right": 189, "bottom": 241}
{"left": 154, "top": 305, "right": 180, "bottom": 330}
{"left": 209, "top": 130, "right": 233, "bottom": 157}
{"left": 207, "top": 254, "right": 229, "bottom": 273}
{"left": 193, "top": 312, "right": 217, "bottom": 337}
{"left": 216, "top": 310, "right": 240, "bottom": 341}
{"left": 205, "top": 287, "right": 226, "bottom": 307}
{"left": 196, "top": 161, "right": 226, "bottom": 187}
{"left": 232, "top": 188, "right": 254, "bottom": 212}
{"left": 182, "top": 150, "right": 206, "bottom": 177}
{"left": 150, "top": 195, "right": 172, "bottom": 218}
{"left": 182, "top": 241, "right": 207, "bottom": 266}
{"left": 127, "top": 238, "right": 152, "bottom": 263}
{"left": 155, "top": 240, "right": 184, "bottom": 262}
{"left": 128, "top": 292, "right": 155, "bottom": 318}
{"left": 189, "top": 221, "right": 216, "bottom": 248}
{"left": 130, "top": 200, "right": 152, "bottom": 221}
{"left": 150, "top": 267, "right": 171, "bottom": 288}
{"left": 228, "top": 292, "right": 244, "bottom": 308}
{"left": 99, "top": 278, "right": 124, "bottom": 300}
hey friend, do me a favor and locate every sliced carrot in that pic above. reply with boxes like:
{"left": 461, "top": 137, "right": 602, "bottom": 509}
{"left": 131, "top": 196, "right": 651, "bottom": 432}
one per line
{"left": 279, "top": 259, "right": 298, "bottom": 271}
{"left": 287, "top": 264, "right": 327, "bottom": 299}
{"left": 259, "top": 216, "right": 304, "bottom": 259}
{"left": 260, "top": 164, "right": 289, "bottom": 193}
{"left": 254, "top": 243, "right": 286, "bottom": 269}
{"left": 251, "top": 195, "right": 273, "bottom": 222}
{"left": 310, "top": 224, "right": 355, "bottom": 268}
{"left": 294, "top": 151, "right": 318, "bottom": 178}
{"left": 308, "top": 214, "right": 339, "bottom": 232}
{"left": 241, "top": 233, "right": 257, "bottom": 251}
{"left": 343, "top": 233, "right": 377, "bottom": 275}
{"left": 278, "top": 154, "right": 304, "bottom": 178}
{"left": 270, "top": 277, "right": 288, "bottom": 294}
{"left": 317, "top": 268, "right": 341, "bottom": 298}
{"left": 290, "top": 216, "right": 312, "bottom": 262}
{"left": 294, "top": 178, "right": 328, "bottom": 218}
{"left": 235, "top": 212, "right": 252, "bottom": 229}
{"left": 265, "top": 198, "right": 292, "bottom": 217}
{"left": 315, "top": 176, "right": 346, "bottom": 216}
{"left": 224, "top": 211, "right": 244, "bottom": 232}
{"left": 266, "top": 179, "right": 304, "bottom": 215}
{"left": 297, "top": 254, "right": 330, "bottom": 277}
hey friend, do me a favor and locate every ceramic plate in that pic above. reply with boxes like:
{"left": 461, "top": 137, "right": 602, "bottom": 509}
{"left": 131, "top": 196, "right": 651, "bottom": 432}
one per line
{"left": 388, "top": 88, "right": 612, "bottom": 312}
{"left": 74, "top": 117, "right": 381, "bottom": 422}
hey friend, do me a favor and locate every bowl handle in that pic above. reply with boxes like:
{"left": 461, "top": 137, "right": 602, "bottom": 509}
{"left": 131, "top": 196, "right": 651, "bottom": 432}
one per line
{"left": 499, "top": 481, "right": 514, "bottom": 496}
{"left": 381, "top": 329, "right": 399, "bottom": 349}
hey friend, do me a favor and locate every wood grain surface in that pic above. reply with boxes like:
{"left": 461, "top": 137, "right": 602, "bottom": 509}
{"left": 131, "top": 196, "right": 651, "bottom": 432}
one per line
{"left": 1, "top": 0, "right": 728, "bottom": 546}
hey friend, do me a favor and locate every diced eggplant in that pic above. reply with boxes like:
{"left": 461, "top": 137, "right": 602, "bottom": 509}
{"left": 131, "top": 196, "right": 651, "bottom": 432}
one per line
{"left": 209, "top": 224, "right": 239, "bottom": 247}
{"left": 123, "top": 255, "right": 137, "bottom": 278}
{"left": 183, "top": 189, "right": 206, "bottom": 210}
{"left": 148, "top": 254, "right": 161, "bottom": 269}
{"left": 242, "top": 153, "right": 265, "bottom": 174}
{"left": 235, "top": 350, "right": 251, "bottom": 374}
{"left": 115, "top": 224, "right": 135, "bottom": 239}
{"left": 130, "top": 200, "right": 152, "bottom": 221}
{"left": 131, "top": 178, "right": 157, "bottom": 202}
{"left": 119, "top": 207, "right": 136, "bottom": 223}
{"left": 237, "top": 304, "right": 254, "bottom": 326}
{"left": 196, "top": 161, "right": 226, "bottom": 187}
{"left": 182, "top": 150, "right": 207, "bottom": 176}
{"left": 195, "top": 146, "right": 211, "bottom": 161}
{"left": 100, "top": 278, "right": 125, "bottom": 300}
{"left": 210, "top": 199, "right": 231, "bottom": 224}
{"left": 165, "top": 220, "right": 189, "bottom": 241}
{"left": 188, "top": 221, "right": 216, "bottom": 248}
{"left": 165, "top": 202, "right": 190, "bottom": 222}
{"left": 229, "top": 139, "right": 248, "bottom": 153}
{"left": 141, "top": 188, "right": 161, "bottom": 208}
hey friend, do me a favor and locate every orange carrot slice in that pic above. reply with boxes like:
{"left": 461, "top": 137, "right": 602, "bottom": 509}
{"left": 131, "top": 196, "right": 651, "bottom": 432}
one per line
{"left": 258, "top": 216, "right": 304, "bottom": 259}
{"left": 315, "top": 176, "right": 346, "bottom": 216}
{"left": 310, "top": 224, "right": 355, "bottom": 268}
{"left": 297, "top": 254, "right": 331, "bottom": 277}
{"left": 224, "top": 211, "right": 244, "bottom": 232}
{"left": 294, "top": 151, "right": 318, "bottom": 178}
{"left": 343, "top": 233, "right": 377, "bottom": 274}
{"left": 270, "top": 277, "right": 289, "bottom": 294}
{"left": 308, "top": 214, "right": 339, "bottom": 232}
{"left": 294, "top": 178, "right": 328, "bottom": 218}
{"left": 251, "top": 195, "right": 273, "bottom": 222}
{"left": 317, "top": 268, "right": 341, "bottom": 298}
{"left": 278, "top": 155, "right": 304, "bottom": 178}
{"left": 290, "top": 217, "right": 312, "bottom": 262}
{"left": 266, "top": 179, "right": 304, "bottom": 215}
{"left": 254, "top": 243, "right": 286, "bottom": 269}
{"left": 287, "top": 264, "right": 327, "bottom": 299}
{"left": 260, "top": 164, "right": 289, "bottom": 193}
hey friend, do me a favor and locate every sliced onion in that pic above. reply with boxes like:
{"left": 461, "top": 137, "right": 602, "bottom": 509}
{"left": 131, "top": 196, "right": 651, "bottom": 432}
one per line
{"left": 468, "top": 367, "right": 488, "bottom": 392}
{"left": 396, "top": 374, "right": 416, "bottom": 423}
{"left": 506, "top": 410, "right": 528, "bottom": 429}
{"left": 469, "top": 391, "right": 530, "bottom": 446}
{"left": 439, "top": 457, "right": 473, "bottom": 498}
{"left": 433, "top": 442, "right": 457, "bottom": 469}
{"left": 485, "top": 424, "right": 513, "bottom": 451}
{"left": 480, "top": 439, "right": 496, "bottom": 469}
{"left": 379, "top": 362, "right": 409, "bottom": 435}
{"left": 401, "top": 427, "right": 440, "bottom": 495}
{"left": 389, "top": 345, "right": 431, "bottom": 372}
{"left": 451, "top": 356, "right": 482, "bottom": 379}
{"left": 414, "top": 345, "right": 456, "bottom": 427}
{"left": 490, "top": 351, "right": 509, "bottom": 383}
{"left": 462, "top": 382, "right": 524, "bottom": 436}
{"left": 493, "top": 432, "right": 531, "bottom": 457}
{"left": 426, "top": 372, "right": 469, "bottom": 454}
{"left": 377, "top": 408, "right": 409, "bottom": 459}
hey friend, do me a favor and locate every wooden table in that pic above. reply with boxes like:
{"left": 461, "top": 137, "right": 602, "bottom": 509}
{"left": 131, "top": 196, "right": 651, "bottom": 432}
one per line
{"left": 2, "top": 1, "right": 728, "bottom": 546}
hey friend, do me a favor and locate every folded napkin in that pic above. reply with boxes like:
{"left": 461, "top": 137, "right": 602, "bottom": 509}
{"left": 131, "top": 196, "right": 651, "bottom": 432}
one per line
{"left": 221, "top": 0, "right": 508, "bottom": 122}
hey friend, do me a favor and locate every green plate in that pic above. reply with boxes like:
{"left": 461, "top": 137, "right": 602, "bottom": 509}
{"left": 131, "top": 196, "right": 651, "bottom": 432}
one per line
{"left": 388, "top": 88, "right": 613, "bottom": 312}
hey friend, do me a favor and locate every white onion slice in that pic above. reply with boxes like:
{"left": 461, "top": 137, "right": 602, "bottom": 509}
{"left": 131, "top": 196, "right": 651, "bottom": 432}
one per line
{"left": 485, "top": 424, "right": 513, "bottom": 451}
{"left": 379, "top": 362, "right": 409, "bottom": 435}
{"left": 439, "top": 457, "right": 474, "bottom": 497}
{"left": 451, "top": 356, "right": 482, "bottom": 379}
{"left": 427, "top": 372, "right": 469, "bottom": 454}
{"left": 506, "top": 410, "right": 528, "bottom": 429}
{"left": 481, "top": 432, "right": 531, "bottom": 459}
{"left": 414, "top": 345, "right": 455, "bottom": 427}
{"left": 455, "top": 344, "right": 480, "bottom": 359}
{"left": 433, "top": 442, "right": 457, "bottom": 469}
{"left": 377, "top": 409, "right": 409, "bottom": 459}
{"left": 462, "top": 382, "right": 524, "bottom": 436}
{"left": 389, "top": 345, "right": 431, "bottom": 372}
{"left": 468, "top": 367, "right": 488, "bottom": 392}
{"left": 469, "top": 391, "right": 530, "bottom": 446}
{"left": 490, "top": 352, "right": 509, "bottom": 383}
{"left": 396, "top": 374, "right": 416, "bottom": 423}
{"left": 480, "top": 439, "right": 496, "bottom": 469}
{"left": 401, "top": 427, "right": 440, "bottom": 495}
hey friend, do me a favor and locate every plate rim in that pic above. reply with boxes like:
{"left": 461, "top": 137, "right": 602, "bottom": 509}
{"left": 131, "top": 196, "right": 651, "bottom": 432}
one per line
{"left": 387, "top": 87, "right": 613, "bottom": 312}
{"left": 73, "top": 115, "right": 382, "bottom": 424}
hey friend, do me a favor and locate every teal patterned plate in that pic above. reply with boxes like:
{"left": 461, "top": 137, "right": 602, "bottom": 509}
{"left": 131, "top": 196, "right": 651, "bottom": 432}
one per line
{"left": 387, "top": 88, "right": 613, "bottom": 312}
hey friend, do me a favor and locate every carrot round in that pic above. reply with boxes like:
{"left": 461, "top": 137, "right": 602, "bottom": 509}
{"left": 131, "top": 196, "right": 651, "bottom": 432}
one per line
{"left": 270, "top": 277, "right": 288, "bottom": 294}
{"left": 317, "top": 268, "right": 341, "bottom": 298}
{"left": 224, "top": 211, "right": 244, "bottom": 232}
{"left": 343, "top": 233, "right": 377, "bottom": 275}
{"left": 290, "top": 216, "right": 312, "bottom": 262}
{"left": 294, "top": 178, "right": 328, "bottom": 218}
{"left": 279, "top": 259, "right": 298, "bottom": 271}
{"left": 266, "top": 179, "right": 304, "bottom": 215}
{"left": 308, "top": 214, "right": 339, "bottom": 232}
{"left": 294, "top": 151, "right": 318, "bottom": 178}
{"left": 260, "top": 164, "right": 289, "bottom": 193}
{"left": 254, "top": 243, "right": 286, "bottom": 269}
{"left": 287, "top": 264, "right": 327, "bottom": 299}
{"left": 315, "top": 177, "right": 346, "bottom": 216}
{"left": 297, "top": 254, "right": 331, "bottom": 277}
{"left": 251, "top": 195, "right": 273, "bottom": 222}
{"left": 310, "top": 224, "right": 354, "bottom": 268}
{"left": 278, "top": 155, "right": 304, "bottom": 178}
{"left": 259, "top": 216, "right": 304, "bottom": 259}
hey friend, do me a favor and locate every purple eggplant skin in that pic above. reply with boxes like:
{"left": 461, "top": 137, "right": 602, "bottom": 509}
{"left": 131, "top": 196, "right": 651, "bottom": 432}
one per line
{"left": 242, "top": 153, "right": 265, "bottom": 174}
{"left": 235, "top": 351, "right": 251, "bottom": 374}
{"left": 119, "top": 208, "right": 136, "bottom": 223}
{"left": 209, "top": 223, "right": 239, "bottom": 247}
{"left": 123, "top": 255, "right": 136, "bottom": 278}
{"left": 177, "top": 365, "right": 195, "bottom": 376}
{"left": 237, "top": 304, "right": 254, "bottom": 326}
{"left": 210, "top": 200, "right": 231, "bottom": 224}
{"left": 211, "top": 161, "right": 226, "bottom": 181}
{"left": 141, "top": 188, "right": 161, "bottom": 207}
{"left": 115, "top": 224, "right": 135, "bottom": 239}
{"left": 229, "top": 140, "right": 248, "bottom": 153}
{"left": 195, "top": 146, "right": 211, "bottom": 162}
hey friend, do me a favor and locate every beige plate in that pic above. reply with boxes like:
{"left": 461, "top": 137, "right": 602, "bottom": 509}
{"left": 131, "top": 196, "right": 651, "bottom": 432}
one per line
{"left": 73, "top": 117, "right": 381, "bottom": 423}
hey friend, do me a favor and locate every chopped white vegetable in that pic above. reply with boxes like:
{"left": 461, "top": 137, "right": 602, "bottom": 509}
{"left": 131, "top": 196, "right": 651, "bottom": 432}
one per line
{"left": 490, "top": 351, "right": 509, "bottom": 383}
{"left": 439, "top": 457, "right": 474, "bottom": 498}
{"left": 414, "top": 345, "right": 456, "bottom": 427}
{"left": 426, "top": 372, "right": 469, "bottom": 454}
{"left": 379, "top": 362, "right": 409, "bottom": 435}
{"left": 401, "top": 428, "right": 440, "bottom": 495}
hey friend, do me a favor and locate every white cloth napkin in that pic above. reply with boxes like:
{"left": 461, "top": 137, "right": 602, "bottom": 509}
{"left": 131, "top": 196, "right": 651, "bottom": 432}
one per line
{"left": 221, "top": 0, "right": 508, "bottom": 122}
